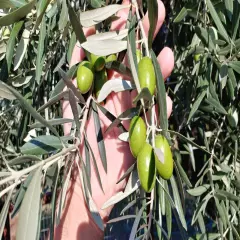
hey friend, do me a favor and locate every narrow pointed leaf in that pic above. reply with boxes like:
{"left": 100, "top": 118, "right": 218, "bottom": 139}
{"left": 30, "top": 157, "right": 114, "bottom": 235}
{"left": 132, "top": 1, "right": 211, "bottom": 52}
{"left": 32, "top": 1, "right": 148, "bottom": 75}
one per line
{"left": 151, "top": 50, "right": 168, "bottom": 132}
{"left": 82, "top": 39, "right": 127, "bottom": 56}
{"left": 97, "top": 79, "right": 135, "bottom": 103}
{"left": 36, "top": 15, "right": 46, "bottom": 84}
{"left": 16, "top": 167, "right": 42, "bottom": 240}
{"left": 80, "top": 4, "right": 130, "bottom": 27}
{"left": 206, "top": 0, "right": 229, "bottom": 42}
{"left": 0, "top": 81, "right": 60, "bottom": 137}
{"left": 92, "top": 101, "right": 107, "bottom": 173}
{"left": 0, "top": 0, "right": 36, "bottom": 26}
{"left": 21, "top": 135, "right": 63, "bottom": 155}
{"left": 147, "top": 0, "right": 158, "bottom": 48}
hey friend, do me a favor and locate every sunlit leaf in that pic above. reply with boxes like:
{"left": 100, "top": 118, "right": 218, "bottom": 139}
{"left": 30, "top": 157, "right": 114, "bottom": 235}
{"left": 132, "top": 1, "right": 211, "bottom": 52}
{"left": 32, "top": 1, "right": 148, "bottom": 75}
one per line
{"left": 80, "top": 4, "right": 130, "bottom": 27}
{"left": 82, "top": 39, "right": 127, "bottom": 56}
{"left": 21, "top": 135, "right": 63, "bottom": 155}
{"left": 97, "top": 79, "right": 135, "bottom": 103}
{"left": 0, "top": 0, "right": 36, "bottom": 26}
{"left": 16, "top": 167, "right": 42, "bottom": 240}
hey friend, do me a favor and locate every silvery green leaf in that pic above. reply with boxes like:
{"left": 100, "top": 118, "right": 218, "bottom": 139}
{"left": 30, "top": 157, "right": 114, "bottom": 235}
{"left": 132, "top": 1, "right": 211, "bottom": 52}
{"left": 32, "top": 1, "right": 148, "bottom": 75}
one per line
{"left": 16, "top": 167, "right": 42, "bottom": 240}
{"left": 6, "top": 21, "right": 24, "bottom": 72}
{"left": 36, "top": 15, "right": 46, "bottom": 84}
{"left": 13, "top": 28, "right": 30, "bottom": 71}
{"left": 29, "top": 118, "right": 74, "bottom": 128}
{"left": 11, "top": 76, "right": 32, "bottom": 87}
{"left": 105, "top": 61, "right": 132, "bottom": 78}
{"left": 118, "top": 132, "right": 129, "bottom": 142}
{"left": 170, "top": 176, "right": 187, "bottom": 230}
{"left": 102, "top": 170, "right": 140, "bottom": 209}
{"left": 56, "top": 164, "right": 73, "bottom": 225}
{"left": 8, "top": 155, "right": 41, "bottom": 166}
{"left": 0, "top": 0, "right": 36, "bottom": 27}
{"left": 0, "top": 172, "right": 11, "bottom": 177}
{"left": 0, "top": 188, "right": 13, "bottom": 239}
{"left": 80, "top": 4, "right": 130, "bottom": 27}
{"left": 59, "top": 0, "right": 68, "bottom": 30}
{"left": 92, "top": 101, "right": 107, "bottom": 173}
{"left": 129, "top": 203, "right": 148, "bottom": 240}
{"left": 104, "top": 107, "right": 139, "bottom": 135}
{"left": 82, "top": 39, "right": 127, "bottom": 56}
{"left": 97, "top": 79, "right": 135, "bottom": 103}
{"left": 0, "top": 81, "right": 16, "bottom": 100}
{"left": 187, "top": 184, "right": 210, "bottom": 197}
{"left": 87, "top": 29, "right": 128, "bottom": 41}
{"left": 116, "top": 162, "right": 136, "bottom": 184}
{"left": 206, "top": 0, "right": 229, "bottom": 42}
{"left": 21, "top": 135, "right": 63, "bottom": 155}
{"left": 107, "top": 215, "right": 137, "bottom": 223}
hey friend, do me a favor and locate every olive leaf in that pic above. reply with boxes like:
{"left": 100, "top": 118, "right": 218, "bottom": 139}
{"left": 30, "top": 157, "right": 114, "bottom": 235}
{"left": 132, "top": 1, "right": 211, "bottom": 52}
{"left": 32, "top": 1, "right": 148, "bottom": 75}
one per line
{"left": 97, "top": 79, "right": 135, "bottom": 103}
{"left": 0, "top": 0, "right": 37, "bottom": 27}
{"left": 80, "top": 4, "right": 130, "bottom": 27}
{"left": 87, "top": 29, "right": 128, "bottom": 41}
{"left": 81, "top": 39, "right": 127, "bottom": 56}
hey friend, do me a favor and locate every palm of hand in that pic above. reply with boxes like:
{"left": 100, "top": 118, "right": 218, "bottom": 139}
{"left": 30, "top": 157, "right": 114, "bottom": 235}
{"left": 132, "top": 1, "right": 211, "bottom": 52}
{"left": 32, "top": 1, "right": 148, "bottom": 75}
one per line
{"left": 58, "top": 0, "right": 174, "bottom": 238}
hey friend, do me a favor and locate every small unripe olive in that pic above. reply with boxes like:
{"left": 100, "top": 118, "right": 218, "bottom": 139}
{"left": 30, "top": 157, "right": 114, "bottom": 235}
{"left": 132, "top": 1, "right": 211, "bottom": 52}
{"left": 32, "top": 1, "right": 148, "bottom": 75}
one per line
{"left": 106, "top": 54, "right": 117, "bottom": 63}
{"left": 91, "top": 53, "right": 106, "bottom": 72}
{"left": 137, "top": 143, "right": 156, "bottom": 193}
{"left": 77, "top": 62, "right": 94, "bottom": 94}
{"left": 129, "top": 116, "right": 147, "bottom": 158}
{"left": 94, "top": 69, "right": 107, "bottom": 98}
{"left": 138, "top": 57, "right": 156, "bottom": 95}
{"left": 136, "top": 49, "right": 142, "bottom": 63}
{"left": 194, "top": 54, "right": 201, "bottom": 62}
{"left": 154, "top": 135, "right": 173, "bottom": 180}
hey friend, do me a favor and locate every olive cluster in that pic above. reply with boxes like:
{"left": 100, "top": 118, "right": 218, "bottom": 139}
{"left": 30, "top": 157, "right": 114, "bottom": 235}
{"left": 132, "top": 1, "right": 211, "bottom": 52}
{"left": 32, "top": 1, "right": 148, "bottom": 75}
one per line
{"left": 129, "top": 57, "right": 173, "bottom": 193}
{"left": 76, "top": 53, "right": 117, "bottom": 97}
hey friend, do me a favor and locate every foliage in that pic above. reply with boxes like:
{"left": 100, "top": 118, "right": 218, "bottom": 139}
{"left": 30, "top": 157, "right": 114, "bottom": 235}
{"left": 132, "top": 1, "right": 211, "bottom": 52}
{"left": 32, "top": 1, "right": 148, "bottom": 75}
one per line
{"left": 0, "top": 0, "right": 239, "bottom": 240}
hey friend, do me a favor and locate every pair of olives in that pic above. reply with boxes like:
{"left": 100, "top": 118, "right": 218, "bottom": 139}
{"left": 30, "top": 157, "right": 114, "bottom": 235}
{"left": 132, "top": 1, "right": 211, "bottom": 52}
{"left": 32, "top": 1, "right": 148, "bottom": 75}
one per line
{"left": 77, "top": 53, "right": 117, "bottom": 96}
{"left": 129, "top": 116, "right": 173, "bottom": 192}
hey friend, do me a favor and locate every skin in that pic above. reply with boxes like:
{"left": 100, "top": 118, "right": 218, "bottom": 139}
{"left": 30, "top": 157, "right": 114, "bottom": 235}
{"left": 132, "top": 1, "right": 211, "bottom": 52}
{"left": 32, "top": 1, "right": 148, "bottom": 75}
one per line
{"left": 10, "top": 0, "right": 174, "bottom": 239}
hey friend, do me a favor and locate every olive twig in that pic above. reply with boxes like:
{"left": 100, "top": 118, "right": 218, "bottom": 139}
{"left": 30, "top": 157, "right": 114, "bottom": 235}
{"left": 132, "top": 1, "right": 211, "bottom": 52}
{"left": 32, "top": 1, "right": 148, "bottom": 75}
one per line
{"left": 132, "top": 0, "right": 150, "bottom": 57}
{"left": 0, "top": 144, "right": 77, "bottom": 187}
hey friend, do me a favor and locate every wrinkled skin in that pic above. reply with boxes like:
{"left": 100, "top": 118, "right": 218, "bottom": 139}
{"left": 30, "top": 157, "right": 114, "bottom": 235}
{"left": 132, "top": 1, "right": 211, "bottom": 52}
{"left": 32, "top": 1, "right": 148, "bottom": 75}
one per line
{"left": 10, "top": 1, "right": 174, "bottom": 239}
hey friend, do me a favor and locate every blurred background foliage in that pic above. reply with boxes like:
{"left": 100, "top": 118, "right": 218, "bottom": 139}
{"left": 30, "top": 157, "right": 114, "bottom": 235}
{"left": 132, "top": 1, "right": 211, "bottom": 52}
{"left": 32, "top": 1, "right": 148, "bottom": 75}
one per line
{"left": 0, "top": 0, "right": 240, "bottom": 239}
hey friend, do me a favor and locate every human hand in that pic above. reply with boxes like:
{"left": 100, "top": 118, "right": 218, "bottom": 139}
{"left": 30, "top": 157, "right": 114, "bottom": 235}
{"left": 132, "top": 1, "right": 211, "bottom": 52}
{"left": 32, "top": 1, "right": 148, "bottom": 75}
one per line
{"left": 56, "top": 0, "right": 174, "bottom": 239}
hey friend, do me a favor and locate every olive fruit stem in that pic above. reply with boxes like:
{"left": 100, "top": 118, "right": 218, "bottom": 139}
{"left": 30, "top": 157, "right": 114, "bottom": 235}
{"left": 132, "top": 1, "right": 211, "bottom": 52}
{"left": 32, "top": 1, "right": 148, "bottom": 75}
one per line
{"left": 132, "top": 0, "right": 150, "bottom": 57}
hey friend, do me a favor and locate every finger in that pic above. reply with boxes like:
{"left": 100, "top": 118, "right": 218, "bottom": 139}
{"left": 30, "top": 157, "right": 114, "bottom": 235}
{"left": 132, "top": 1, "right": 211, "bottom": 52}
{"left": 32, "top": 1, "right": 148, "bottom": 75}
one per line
{"left": 110, "top": 0, "right": 131, "bottom": 31}
{"left": 157, "top": 47, "right": 174, "bottom": 80}
{"left": 70, "top": 26, "right": 96, "bottom": 67}
{"left": 142, "top": 0, "right": 166, "bottom": 39}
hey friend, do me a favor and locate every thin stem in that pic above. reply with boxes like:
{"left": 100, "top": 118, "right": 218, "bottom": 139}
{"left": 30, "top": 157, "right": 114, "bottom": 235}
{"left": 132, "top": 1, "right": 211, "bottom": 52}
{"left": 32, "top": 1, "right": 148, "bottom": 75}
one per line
{"left": 132, "top": 0, "right": 149, "bottom": 56}
{"left": 0, "top": 144, "right": 77, "bottom": 187}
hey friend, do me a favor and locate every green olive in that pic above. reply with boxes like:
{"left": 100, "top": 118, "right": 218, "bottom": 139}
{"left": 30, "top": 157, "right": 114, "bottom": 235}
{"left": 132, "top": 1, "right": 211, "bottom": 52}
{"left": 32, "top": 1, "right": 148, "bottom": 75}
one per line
{"left": 154, "top": 135, "right": 173, "bottom": 180}
{"left": 106, "top": 54, "right": 117, "bottom": 63}
{"left": 136, "top": 49, "right": 142, "bottom": 63}
{"left": 137, "top": 143, "right": 156, "bottom": 193}
{"left": 138, "top": 57, "right": 156, "bottom": 95}
{"left": 77, "top": 63, "right": 94, "bottom": 94}
{"left": 129, "top": 116, "right": 147, "bottom": 158}
{"left": 91, "top": 53, "right": 106, "bottom": 72}
{"left": 194, "top": 54, "right": 201, "bottom": 62}
{"left": 94, "top": 69, "right": 107, "bottom": 98}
